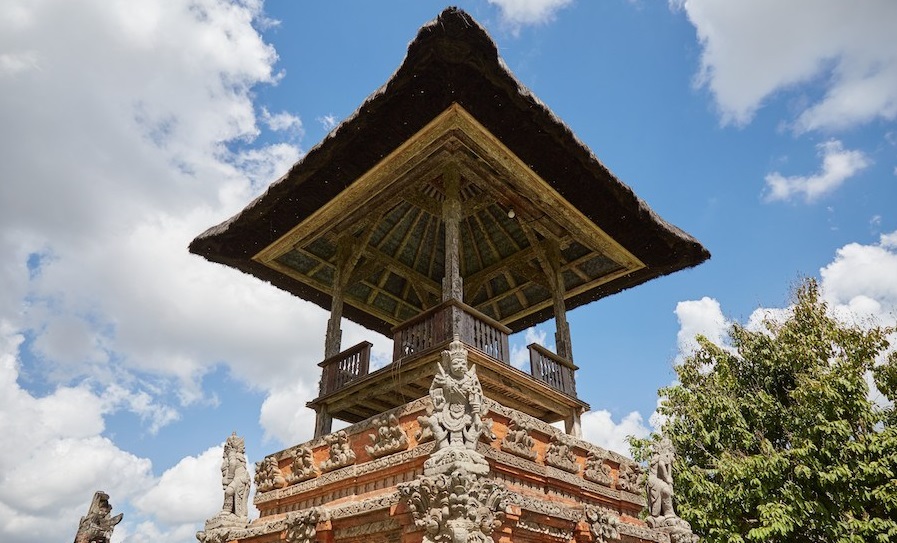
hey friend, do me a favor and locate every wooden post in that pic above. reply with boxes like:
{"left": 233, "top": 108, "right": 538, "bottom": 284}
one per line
{"left": 545, "top": 241, "right": 573, "bottom": 363}
{"left": 442, "top": 163, "right": 464, "bottom": 339}
{"left": 316, "top": 234, "right": 370, "bottom": 437}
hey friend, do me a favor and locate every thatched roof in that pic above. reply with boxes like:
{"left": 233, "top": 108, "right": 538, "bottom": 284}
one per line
{"left": 190, "top": 7, "right": 709, "bottom": 337}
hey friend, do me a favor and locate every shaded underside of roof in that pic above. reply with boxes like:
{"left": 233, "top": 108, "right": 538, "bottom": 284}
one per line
{"left": 189, "top": 7, "right": 710, "bottom": 337}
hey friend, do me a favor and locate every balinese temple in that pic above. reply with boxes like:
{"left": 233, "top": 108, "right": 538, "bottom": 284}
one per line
{"left": 191, "top": 8, "right": 708, "bottom": 543}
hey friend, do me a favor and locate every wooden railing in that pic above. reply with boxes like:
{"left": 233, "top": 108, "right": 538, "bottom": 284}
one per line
{"left": 392, "top": 299, "right": 511, "bottom": 363}
{"left": 318, "top": 341, "right": 372, "bottom": 396}
{"left": 528, "top": 343, "right": 577, "bottom": 397}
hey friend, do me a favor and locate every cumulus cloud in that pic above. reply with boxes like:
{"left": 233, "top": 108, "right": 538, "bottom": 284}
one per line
{"left": 673, "top": 296, "right": 727, "bottom": 364}
{"left": 581, "top": 409, "right": 650, "bottom": 456}
{"left": 820, "top": 231, "right": 897, "bottom": 323}
{"left": 764, "top": 140, "right": 871, "bottom": 203}
{"left": 673, "top": 0, "right": 897, "bottom": 131}
{"left": 487, "top": 0, "right": 574, "bottom": 32}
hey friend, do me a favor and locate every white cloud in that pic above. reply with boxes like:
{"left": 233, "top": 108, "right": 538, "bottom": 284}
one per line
{"left": 133, "top": 446, "right": 223, "bottom": 526}
{"left": 674, "top": 296, "right": 727, "bottom": 364}
{"left": 581, "top": 409, "right": 650, "bottom": 456}
{"left": 317, "top": 114, "right": 338, "bottom": 132}
{"left": 674, "top": 0, "right": 897, "bottom": 131}
{"left": 820, "top": 231, "right": 897, "bottom": 323}
{"left": 259, "top": 379, "right": 318, "bottom": 446}
{"left": 261, "top": 107, "right": 303, "bottom": 133}
{"left": 488, "top": 0, "right": 574, "bottom": 32}
{"left": 764, "top": 140, "right": 870, "bottom": 203}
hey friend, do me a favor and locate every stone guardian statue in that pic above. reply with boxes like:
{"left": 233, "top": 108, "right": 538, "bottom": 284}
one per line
{"left": 221, "top": 432, "right": 251, "bottom": 519}
{"left": 73, "top": 491, "right": 122, "bottom": 543}
{"left": 645, "top": 436, "right": 698, "bottom": 542}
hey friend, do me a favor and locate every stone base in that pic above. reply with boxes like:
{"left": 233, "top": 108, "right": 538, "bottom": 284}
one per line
{"left": 423, "top": 447, "right": 490, "bottom": 476}
{"left": 203, "top": 512, "right": 250, "bottom": 531}
{"left": 647, "top": 516, "right": 698, "bottom": 543}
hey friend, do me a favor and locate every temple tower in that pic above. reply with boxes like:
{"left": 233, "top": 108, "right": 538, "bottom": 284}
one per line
{"left": 191, "top": 8, "right": 707, "bottom": 543}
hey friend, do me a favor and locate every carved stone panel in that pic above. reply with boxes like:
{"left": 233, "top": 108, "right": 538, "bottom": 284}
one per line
{"left": 583, "top": 449, "right": 613, "bottom": 487}
{"left": 320, "top": 430, "right": 356, "bottom": 472}
{"left": 615, "top": 461, "right": 642, "bottom": 494}
{"left": 500, "top": 413, "right": 537, "bottom": 460}
{"left": 544, "top": 433, "right": 579, "bottom": 474}
{"left": 585, "top": 505, "right": 620, "bottom": 543}
{"left": 365, "top": 414, "right": 409, "bottom": 458}
{"left": 285, "top": 508, "right": 325, "bottom": 543}
{"left": 255, "top": 455, "right": 287, "bottom": 492}
{"left": 398, "top": 470, "right": 507, "bottom": 543}
{"left": 287, "top": 445, "right": 319, "bottom": 485}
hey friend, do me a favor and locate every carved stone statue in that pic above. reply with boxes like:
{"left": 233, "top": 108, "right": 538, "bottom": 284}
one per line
{"left": 221, "top": 432, "right": 251, "bottom": 519}
{"left": 255, "top": 455, "right": 287, "bottom": 493}
{"left": 420, "top": 337, "right": 490, "bottom": 474}
{"left": 285, "top": 507, "right": 325, "bottom": 543}
{"left": 366, "top": 413, "right": 410, "bottom": 458}
{"left": 320, "top": 430, "right": 356, "bottom": 472}
{"left": 583, "top": 449, "right": 613, "bottom": 487}
{"left": 645, "top": 437, "right": 697, "bottom": 542}
{"left": 287, "top": 445, "right": 318, "bottom": 484}
{"left": 73, "top": 491, "right": 122, "bottom": 543}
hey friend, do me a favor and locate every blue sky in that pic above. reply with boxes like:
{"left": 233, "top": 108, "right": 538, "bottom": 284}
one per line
{"left": 1, "top": 1, "right": 896, "bottom": 541}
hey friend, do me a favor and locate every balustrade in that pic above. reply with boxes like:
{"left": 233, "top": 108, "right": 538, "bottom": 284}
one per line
{"left": 528, "top": 342, "right": 577, "bottom": 397}
{"left": 318, "top": 341, "right": 372, "bottom": 396}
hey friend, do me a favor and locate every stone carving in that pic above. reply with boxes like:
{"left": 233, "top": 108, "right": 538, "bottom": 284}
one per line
{"left": 320, "top": 430, "right": 356, "bottom": 472}
{"left": 583, "top": 450, "right": 613, "bottom": 487}
{"left": 585, "top": 506, "right": 620, "bottom": 543}
{"left": 419, "top": 338, "right": 490, "bottom": 474}
{"left": 220, "top": 432, "right": 251, "bottom": 520}
{"left": 616, "top": 461, "right": 642, "bottom": 494}
{"left": 74, "top": 491, "right": 123, "bottom": 543}
{"left": 365, "top": 413, "right": 409, "bottom": 458}
{"left": 285, "top": 508, "right": 325, "bottom": 543}
{"left": 398, "top": 470, "right": 507, "bottom": 543}
{"left": 287, "top": 445, "right": 318, "bottom": 484}
{"left": 515, "top": 518, "right": 574, "bottom": 540}
{"left": 544, "top": 433, "right": 579, "bottom": 474}
{"left": 500, "top": 413, "right": 536, "bottom": 460}
{"left": 255, "top": 455, "right": 287, "bottom": 492}
{"left": 645, "top": 437, "right": 697, "bottom": 542}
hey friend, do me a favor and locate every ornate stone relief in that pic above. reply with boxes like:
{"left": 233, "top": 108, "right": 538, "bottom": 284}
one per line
{"left": 645, "top": 437, "right": 698, "bottom": 543}
{"left": 287, "top": 445, "right": 319, "bottom": 485}
{"left": 398, "top": 470, "right": 507, "bottom": 543}
{"left": 255, "top": 455, "right": 287, "bottom": 492}
{"left": 500, "top": 412, "right": 537, "bottom": 460}
{"left": 584, "top": 505, "right": 620, "bottom": 543}
{"left": 285, "top": 507, "right": 326, "bottom": 543}
{"left": 544, "top": 433, "right": 579, "bottom": 474}
{"left": 320, "top": 430, "right": 356, "bottom": 472}
{"left": 616, "top": 461, "right": 642, "bottom": 494}
{"left": 419, "top": 338, "right": 490, "bottom": 475}
{"left": 365, "top": 413, "right": 410, "bottom": 458}
{"left": 74, "top": 491, "right": 123, "bottom": 543}
{"left": 514, "top": 518, "right": 574, "bottom": 541}
{"left": 583, "top": 449, "right": 613, "bottom": 487}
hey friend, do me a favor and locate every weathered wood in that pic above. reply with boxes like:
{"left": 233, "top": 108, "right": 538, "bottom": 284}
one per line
{"left": 527, "top": 342, "right": 578, "bottom": 398}
{"left": 442, "top": 163, "right": 463, "bottom": 304}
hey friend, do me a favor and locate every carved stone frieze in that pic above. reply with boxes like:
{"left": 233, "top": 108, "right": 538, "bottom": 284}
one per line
{"left": 500, "top": 412, "right": 537, "bottom": 460}
{"left": 74, "top": 491, "right": 123, "bottom": 543}
{"left": 320, "top": 430, "right": 356, "bottom": 472}
{"left": 515, "top": 518, "right": 575, "bottom": 541}
{"left": 285, "top": 508, "right": 326, "bottom": 543}
{"left": 329, "top": 491, "right": 400, "bottom": 519}
{"left": 616, "top": 461, "right": 642, "bottom": 494}
{"left": 616, "top": 521, "right": 671, "bottom": 543}
{"left": 365, "top": 414, "right": 410, "bottom": 458}
{"left": 333, "top": 519, "right": 400, "bottom": 539}
{"left": 585, "top": 505, "right": 620, "bottom": 543}
{"left": 398, "top": 470, "right": 507, "bottom": 543}
{"left": 287, "top": 445, "right": 319, "bottom": 485}
{"left": 255, "top": 455, "right": 287, "bottom": 493}
{"left": 503, "top": 491, "right": 582, "bottom": 521}
{"left": 544, "top": 433, "right": 579, "bottom": 474}
{"left": 483, "top": 446, "right": 545, "bottom": 477}
{"left": 583, "top": 449, "right": 613, "bottom": 487}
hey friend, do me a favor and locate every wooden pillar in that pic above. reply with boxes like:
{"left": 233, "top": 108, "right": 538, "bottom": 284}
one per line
{"left": 545, "top": 241, "right": 573, "bottom": 363}
{"left": 316, "top": 235, "right": 366, "bottom": 438}
{"left": 442, "top": 163, "right": 464, "bottom": 339}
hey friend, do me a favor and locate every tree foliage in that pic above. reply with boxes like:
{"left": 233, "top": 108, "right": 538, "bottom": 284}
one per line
{"left": 640, "top": 279, "right": 897, "bottom": 542}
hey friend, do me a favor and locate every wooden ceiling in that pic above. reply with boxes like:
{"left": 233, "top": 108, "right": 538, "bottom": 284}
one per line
{"left": 254, "top": 105, "right": 644, "bottom": 329}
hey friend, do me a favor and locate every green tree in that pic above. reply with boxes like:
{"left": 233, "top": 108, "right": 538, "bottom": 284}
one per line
{"left": 637, "top": 279, "right": 897, "bottom": 543}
